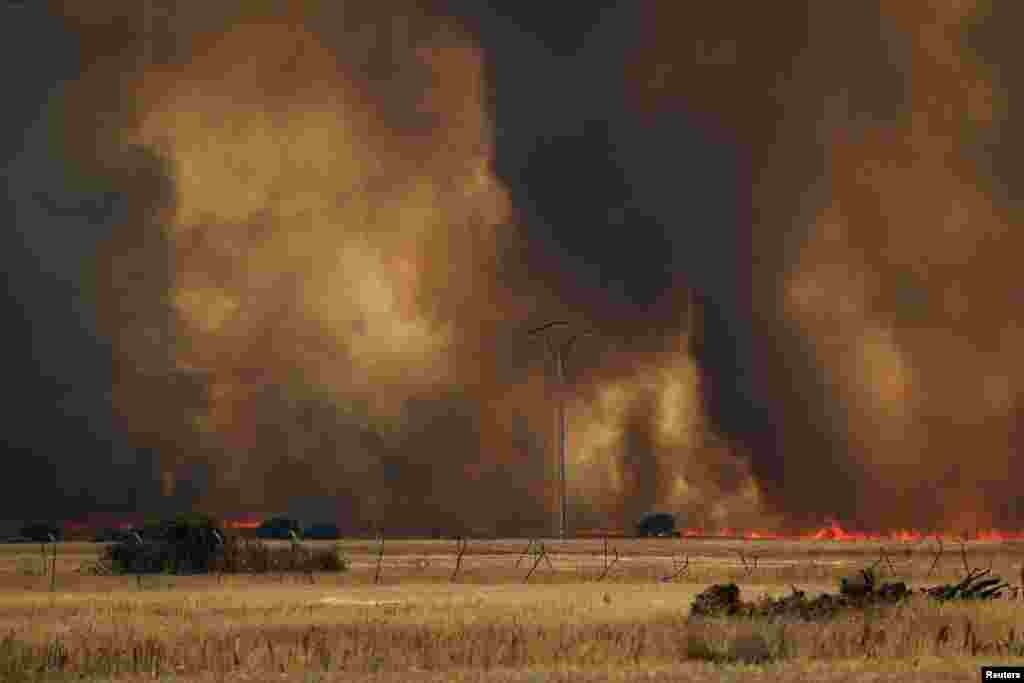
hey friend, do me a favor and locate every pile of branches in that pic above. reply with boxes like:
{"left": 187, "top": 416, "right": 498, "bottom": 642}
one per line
{"left": 691, "top": 573, "right": 910, "bottom": 622}
{"left": 922, "top": 568, "right": 1010, "bottom": 601}
{"left": 691, "top": 563, "right": 1013, "bottom": 622}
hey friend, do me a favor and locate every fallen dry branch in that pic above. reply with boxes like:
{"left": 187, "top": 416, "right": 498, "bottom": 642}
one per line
{"left": 691, "top": 554, "right": 1015, "bottom": 624}
{"left": 923, "top": 567, "right": 1011, "bottom": 601}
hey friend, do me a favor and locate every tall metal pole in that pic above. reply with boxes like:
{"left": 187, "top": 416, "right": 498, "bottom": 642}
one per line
{"left": 527, "top": 322, "right": 594, "bottom": 541}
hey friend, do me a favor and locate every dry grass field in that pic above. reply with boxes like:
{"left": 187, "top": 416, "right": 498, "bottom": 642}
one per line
{"left": 0, "top": 537, "right": 1022, "bottom": 681}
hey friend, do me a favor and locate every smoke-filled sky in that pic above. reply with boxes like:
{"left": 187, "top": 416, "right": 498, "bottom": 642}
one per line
{"left": 3, "top": 0, "right": 1023, "bottom": 535}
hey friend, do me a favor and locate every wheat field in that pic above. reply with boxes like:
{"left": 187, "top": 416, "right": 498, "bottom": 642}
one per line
{"left": 1, "top": 537, "right": 1022, "bottom": 681}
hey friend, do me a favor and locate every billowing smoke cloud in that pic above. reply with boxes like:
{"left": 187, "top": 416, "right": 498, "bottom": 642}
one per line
{"left": 628, "top": 0, "right": 1024, "bottom": 531}
{"left": 24, "top": 0, "right": 1024, "bottom": 534}
{"left": 567, "top": 337, "right": 768, "bottom": 532}
{"left": 51, "top": 0, "right": 554, "bottom": 533}
{"left": 43, "top": 0, "right": 760, "bottom": 534}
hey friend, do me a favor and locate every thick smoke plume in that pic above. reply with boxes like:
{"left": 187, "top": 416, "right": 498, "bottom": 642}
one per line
{"left": 56, "top": 0, "right": 526, "bottom": 532}
{"left": 44, "top": 0, "right": 1024, "bottom": 534}
{"left": 51, "top": 0, "right": 746, "bottom": 534}
{"left": 630, "top": 0, "right": 1024, "bottom": 531}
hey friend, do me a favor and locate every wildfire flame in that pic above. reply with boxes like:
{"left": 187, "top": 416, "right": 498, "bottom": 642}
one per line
{"left": 58, "top": 512, "right": 1024, "bottom": 541}
{"left": 224, "top": 518, "right": 262, "bottom": 530}
{"left": 582, "top": 520, "right": 1024, "bottom": 542}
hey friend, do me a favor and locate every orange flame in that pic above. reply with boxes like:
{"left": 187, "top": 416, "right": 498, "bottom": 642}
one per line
{"left": 583, "top": 519, "right": 1024, "bottom": 541}
{"left": 683, "top": 521, "right": 1024, "bottom": 542}
{"left": 224, "top": 518, "right": 262, "bottom": 530}
{"left": 61, "top": 516, "right": 1024, "bottom": 540}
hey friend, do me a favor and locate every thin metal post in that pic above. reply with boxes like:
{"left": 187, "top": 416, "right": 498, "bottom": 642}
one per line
{"left": 527, "top": 322, "right": 595, "bottom": 541}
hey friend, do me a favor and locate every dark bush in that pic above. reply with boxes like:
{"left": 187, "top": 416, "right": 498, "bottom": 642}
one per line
{"left": 18, "top": 522, "right": 61, "bottom": 542}
{"left": 102, "top": 513, "right": 225, "bottom": 575}
{"left": 255, "top": 517, "right": 302, "bottom": 540}
{"left": 303, "top": 523, "right": 341, "bottom": 540}
{"left": 101, "top": 513, "right": 348, "bottom": 576}
{"left": 636, "top": 512, "right": 677, "bottom": 538}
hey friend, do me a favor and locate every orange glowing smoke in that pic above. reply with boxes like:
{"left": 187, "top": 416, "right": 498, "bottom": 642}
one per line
{"left": 783, "top": 0, "right": 1024, "bottom": 530}
{"left": 54, "top": 0, "right": 776, "bottom": 531}
{"left": 55, "top": 1, "right": 535, "bottom": 523}
{"left": 567, "top": 332, "right": 775, "bottom": 531}
{"left": 127, "top": 17, "right": 511, "bottom": 403}
{"left": 627, "top": 0, "right": 1024, "bottom": 531}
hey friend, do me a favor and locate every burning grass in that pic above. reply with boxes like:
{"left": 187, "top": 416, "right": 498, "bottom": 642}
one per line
{"left": 0, "top": 538, "right": 1020, "bottom": 681}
